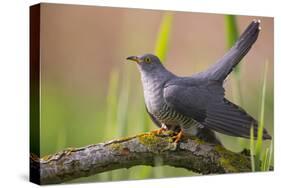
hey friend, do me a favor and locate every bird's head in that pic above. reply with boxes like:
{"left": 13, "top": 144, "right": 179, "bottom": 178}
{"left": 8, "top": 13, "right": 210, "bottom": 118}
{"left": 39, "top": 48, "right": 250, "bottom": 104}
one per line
{"left": 126, "top": 54, "right": 163, "bottom": 71}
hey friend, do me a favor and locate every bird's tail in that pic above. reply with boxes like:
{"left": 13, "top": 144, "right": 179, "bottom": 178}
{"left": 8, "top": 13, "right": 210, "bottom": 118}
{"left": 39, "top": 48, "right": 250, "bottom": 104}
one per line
{"left": 194, "top": 20, "right": 261, "bottom": 82}
{"left": 203, "top": 98, "right": 271, "bottom": 140}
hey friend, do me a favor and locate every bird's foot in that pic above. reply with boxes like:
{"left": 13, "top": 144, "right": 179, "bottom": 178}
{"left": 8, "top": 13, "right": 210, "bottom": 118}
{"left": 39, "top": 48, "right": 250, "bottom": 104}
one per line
{"left": 152, "top": 124, "right": 168, "bottom": 135}
{"left": 172, "top": 130, "right": 183, "bottom": 143}
{"left": 152, "top": 127, "right": 166, "bottom": 135}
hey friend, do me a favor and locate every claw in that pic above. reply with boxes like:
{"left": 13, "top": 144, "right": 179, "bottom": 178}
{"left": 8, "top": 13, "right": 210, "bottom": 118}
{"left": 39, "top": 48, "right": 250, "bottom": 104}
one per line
{"left": 152, "top": 124, "right": 168, "bottom": 134}
{"left": 172, "top": 129, "right": 183, "bottom": 143}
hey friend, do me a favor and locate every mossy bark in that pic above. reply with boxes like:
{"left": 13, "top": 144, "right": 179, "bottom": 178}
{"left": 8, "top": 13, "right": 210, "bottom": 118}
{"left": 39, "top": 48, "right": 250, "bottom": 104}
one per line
{"left": 30, "top": 131, "right": 252, "bottom": 185}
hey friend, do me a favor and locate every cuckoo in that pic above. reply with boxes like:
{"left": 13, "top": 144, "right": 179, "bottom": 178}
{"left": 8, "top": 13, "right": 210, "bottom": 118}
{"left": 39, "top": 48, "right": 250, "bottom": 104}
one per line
{"left": 126, "top": 20, "right": 271, "bottom": 143}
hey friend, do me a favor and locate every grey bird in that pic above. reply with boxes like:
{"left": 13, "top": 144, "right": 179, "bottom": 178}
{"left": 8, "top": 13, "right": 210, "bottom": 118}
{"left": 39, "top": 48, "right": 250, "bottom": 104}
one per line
{"left": 126, "top": 20, "right": 271, "bottom": 143}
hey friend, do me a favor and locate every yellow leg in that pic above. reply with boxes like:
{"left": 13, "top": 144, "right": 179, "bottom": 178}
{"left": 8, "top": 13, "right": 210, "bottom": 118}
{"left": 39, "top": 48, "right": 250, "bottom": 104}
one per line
{"left": 172, "top": 129, "right": 183, "bottom": 143}
{"left": 152, "top": 124, "right": 167, "bottom": 134}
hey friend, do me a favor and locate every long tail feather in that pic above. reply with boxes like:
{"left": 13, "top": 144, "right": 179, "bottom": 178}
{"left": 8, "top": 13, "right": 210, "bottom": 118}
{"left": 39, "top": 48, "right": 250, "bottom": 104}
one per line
{"left": 203, "top": 99, "right": 271, "bottom": 140}
{"left": 193, "top": 20, "right": 261, "bottom": 82}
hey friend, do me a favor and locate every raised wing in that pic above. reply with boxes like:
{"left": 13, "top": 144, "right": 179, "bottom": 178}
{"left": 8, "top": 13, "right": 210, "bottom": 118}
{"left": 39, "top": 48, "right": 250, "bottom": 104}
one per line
{"left": 193, "top": 20, "right": 260, "bottom": 82}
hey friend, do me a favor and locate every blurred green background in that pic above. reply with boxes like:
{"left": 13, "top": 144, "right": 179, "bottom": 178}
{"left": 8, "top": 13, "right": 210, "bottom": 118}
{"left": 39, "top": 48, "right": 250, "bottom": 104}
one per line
{"left": 39, "top": 3, "right": 274, "bottom": 182}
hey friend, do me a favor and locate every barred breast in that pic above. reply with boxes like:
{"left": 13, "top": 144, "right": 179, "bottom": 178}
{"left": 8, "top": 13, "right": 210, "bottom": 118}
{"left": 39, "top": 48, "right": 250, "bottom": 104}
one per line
{"left": 155, "top": 103, "right": 201, "bottom": 130}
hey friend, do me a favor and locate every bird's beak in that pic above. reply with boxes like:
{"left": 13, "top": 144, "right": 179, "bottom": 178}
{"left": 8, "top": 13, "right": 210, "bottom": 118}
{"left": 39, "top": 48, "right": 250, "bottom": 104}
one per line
{"left": 126, "top": 56, "right": 140, "bottom": 63}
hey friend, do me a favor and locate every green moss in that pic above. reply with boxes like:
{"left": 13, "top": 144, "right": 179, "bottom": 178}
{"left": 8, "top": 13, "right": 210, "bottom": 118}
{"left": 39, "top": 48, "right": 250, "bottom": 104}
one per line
{"left": 106, "top": 135, "right": 137, "bottom": 152}
{"left": 215, "top": 145, "right": 251, "bottom": 172}
{"left": 218, "top": 158, "right": 237, "bottom": 172}
{"left": 41, "top": 154, "right": 52, "bottom": 161}
{"left": 138, "top": 131, "right": 175, "bottom": 153}
{"left": 110, "top": 143, "right": 123, "bottom": 151}
{"left": 193, "top": 136, "right": 205, "bottom": 145}
{"left": 139, "top": 133, "right": 159, "bottom": 145}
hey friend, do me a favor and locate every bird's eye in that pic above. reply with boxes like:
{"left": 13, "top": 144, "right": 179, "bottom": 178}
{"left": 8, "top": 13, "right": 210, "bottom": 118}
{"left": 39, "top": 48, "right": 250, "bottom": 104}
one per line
{"left": 144, "top": 57, "right": 151, "bottom": 63}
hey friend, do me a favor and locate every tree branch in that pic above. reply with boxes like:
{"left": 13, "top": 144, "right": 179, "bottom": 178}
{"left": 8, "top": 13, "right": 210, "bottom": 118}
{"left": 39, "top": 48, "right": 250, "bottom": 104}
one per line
{"left": 30, "top": 131, "right": 252, "bottom": 184}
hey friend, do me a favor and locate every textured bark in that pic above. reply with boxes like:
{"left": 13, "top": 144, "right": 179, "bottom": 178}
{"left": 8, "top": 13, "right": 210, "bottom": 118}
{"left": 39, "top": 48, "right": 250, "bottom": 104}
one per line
{"left": 30, "top": 131, "right": 252, "bottom": 185}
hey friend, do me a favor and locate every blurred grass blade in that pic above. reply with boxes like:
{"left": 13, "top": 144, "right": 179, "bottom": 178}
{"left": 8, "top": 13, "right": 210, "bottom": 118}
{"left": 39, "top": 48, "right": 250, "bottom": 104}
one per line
{"left": 250, "top": 126, "right": 255, "bottom": 172}
{"left": 224, "top": 15, "right": 243, "bottom": 106}
{"left": 255, "top": 61, "right": 269, "bottom": 171}
{"left": 261, "top": 147, "right": 269, "bottom": 171}
{"left": 105, "top": 69, "right": 119, "bottom": 140}
{"left": 138, "top": 86, "right": 153, "bottom": 179}
{"left": 225, "top": 15, "right": 245, "bottom": 147}
{"left": 225, "top": 15, "right": 239, "bottom": 49}
{"left": 116, "top": 67, "right": 131, "bottom": 137}
{"left": 113, "top": 66, "right": 131, "bottom": 180}
{"left": 225, "top": 15, "right": 238, "bottom": 73}
{"left": 153, "top": 156, "right": 164, "bottom": 178}
{"left": 224, "top": 15, "right": 239, "bottom": 74}
{"left": 154, "top": 13, "right": 173, "bottom": 62}
{"left": 140, "top": 105, "right": 151, "bottom": 132}
{"left": 266, "top": 141, "right": 273, "bottom": 171}
{"left": 261, "top": 141, "right": 273, "bottom": 171}
{"left": 100, "top": 69, "right": 119, "bottom": 181}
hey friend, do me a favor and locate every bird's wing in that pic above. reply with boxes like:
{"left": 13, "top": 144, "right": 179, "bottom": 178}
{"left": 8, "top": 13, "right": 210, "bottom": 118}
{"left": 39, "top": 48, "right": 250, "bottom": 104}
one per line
{"left": 192, "top": 20, "right": 260, "bottom": 82}
{"left": 163, "top": 79, "right": 271, "bottom": 139}
{"left": 163, "top": 79, "right": 223, "bottom": 123}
